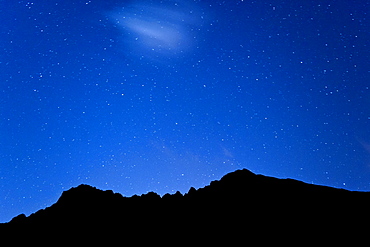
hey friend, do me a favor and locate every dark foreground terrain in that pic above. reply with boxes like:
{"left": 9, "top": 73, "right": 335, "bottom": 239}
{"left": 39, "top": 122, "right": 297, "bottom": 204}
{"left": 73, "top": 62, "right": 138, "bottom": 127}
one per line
{"left": 2, "top": 169, "right": 370, "bottom": 243}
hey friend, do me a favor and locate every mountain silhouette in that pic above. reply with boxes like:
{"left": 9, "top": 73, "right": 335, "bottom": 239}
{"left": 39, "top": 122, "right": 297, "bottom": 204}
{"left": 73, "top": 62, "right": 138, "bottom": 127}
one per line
{"left": 1, "top": 169, "right": 369, "bottom": 244}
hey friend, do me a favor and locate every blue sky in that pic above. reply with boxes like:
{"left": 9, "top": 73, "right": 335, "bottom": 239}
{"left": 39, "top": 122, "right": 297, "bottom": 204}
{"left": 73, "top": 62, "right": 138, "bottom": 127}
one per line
{"left": 1, "top": 0, "right": 369, "bottom": 222}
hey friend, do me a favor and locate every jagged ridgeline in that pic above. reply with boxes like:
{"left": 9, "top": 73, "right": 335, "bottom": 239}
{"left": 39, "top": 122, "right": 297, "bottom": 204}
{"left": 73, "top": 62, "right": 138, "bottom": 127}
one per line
{"left": 2, "top": 169, "right": 370, "bottom": 243}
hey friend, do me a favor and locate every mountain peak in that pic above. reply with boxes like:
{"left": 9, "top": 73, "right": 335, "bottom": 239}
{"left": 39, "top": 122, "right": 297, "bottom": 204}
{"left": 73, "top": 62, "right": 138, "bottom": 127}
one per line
{"left": 219, "top": 168, "right": 256, "bottom": 181}
{"left": 2, "top": 168, "right": 370, "bottom": 243}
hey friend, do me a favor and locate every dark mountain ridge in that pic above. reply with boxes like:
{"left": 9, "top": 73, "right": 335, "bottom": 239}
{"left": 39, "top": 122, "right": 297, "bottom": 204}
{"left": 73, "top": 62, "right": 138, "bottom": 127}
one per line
{"left": 2, "top": 169, "right": 370, "bottom": 243}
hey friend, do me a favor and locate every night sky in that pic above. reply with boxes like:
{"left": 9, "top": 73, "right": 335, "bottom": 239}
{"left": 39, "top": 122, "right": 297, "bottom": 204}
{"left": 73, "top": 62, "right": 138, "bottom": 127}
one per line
{"left": 1, "top": 0, "right": 369, "bottom": 222}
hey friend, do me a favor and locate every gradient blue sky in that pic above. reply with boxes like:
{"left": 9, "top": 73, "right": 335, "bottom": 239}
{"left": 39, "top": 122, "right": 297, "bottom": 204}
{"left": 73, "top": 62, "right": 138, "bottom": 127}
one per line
{"left": 1, "top": 0, "right": 369, "bottom": 222}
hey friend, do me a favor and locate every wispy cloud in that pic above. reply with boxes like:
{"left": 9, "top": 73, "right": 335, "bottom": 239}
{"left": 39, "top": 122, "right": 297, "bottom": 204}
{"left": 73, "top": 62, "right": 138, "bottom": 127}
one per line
{"left": 108, "top": 0, "right": 208, "bottom": 59}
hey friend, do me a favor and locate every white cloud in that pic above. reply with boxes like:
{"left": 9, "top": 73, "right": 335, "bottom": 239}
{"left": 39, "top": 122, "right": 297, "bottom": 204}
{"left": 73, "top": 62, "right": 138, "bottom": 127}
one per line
{"left": 108, "top": 0, "right": 207, "bottom": 60}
